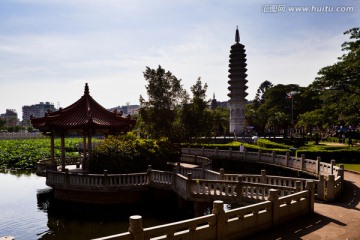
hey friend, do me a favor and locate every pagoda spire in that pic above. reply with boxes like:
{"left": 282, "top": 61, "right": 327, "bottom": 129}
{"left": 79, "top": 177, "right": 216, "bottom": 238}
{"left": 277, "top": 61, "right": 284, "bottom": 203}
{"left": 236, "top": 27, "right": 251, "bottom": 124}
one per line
{"left": 84, "top": 83, "right": 90, "bottom": 95}
{"left": 235, "top": 26, "right": 240, "bottom": 43}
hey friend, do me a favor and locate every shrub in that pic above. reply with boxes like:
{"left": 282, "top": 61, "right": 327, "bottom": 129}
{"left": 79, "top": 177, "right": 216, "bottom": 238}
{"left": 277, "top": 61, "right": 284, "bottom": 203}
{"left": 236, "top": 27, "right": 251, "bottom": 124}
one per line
{"left": 182, "top": 141, "right": 290, "bottom": 154}
{"left": 297, "top": 146, "right": 360, "bottom": 163}
{"left": 89, "top": 137, "right": 180, "bottom": 173}
{"left": 256, "top": 139, "right": 293, "bottom": 149}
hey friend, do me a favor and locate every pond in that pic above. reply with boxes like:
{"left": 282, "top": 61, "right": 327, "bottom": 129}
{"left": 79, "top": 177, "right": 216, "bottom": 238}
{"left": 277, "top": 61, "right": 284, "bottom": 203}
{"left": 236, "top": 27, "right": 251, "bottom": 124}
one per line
{"left": 0, "top": 169, "right": 193, "bottom": 240}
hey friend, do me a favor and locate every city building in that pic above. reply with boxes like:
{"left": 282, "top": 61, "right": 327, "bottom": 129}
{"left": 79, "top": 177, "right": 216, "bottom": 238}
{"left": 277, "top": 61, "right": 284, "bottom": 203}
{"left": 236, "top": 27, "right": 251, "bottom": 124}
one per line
{"left": 0, "top": 109, "right": 18, "bottom": 127}
{"left": 22, "top": 102, "right": 56, "bottom": 124}
{"left": 109, "top": 104, "right": 139, "bottom": 116}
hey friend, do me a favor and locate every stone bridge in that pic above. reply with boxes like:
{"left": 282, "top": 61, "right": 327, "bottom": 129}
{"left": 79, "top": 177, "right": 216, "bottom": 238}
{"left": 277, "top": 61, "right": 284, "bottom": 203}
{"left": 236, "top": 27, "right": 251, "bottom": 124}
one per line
{"left": 36, "top": 147, "right": 344, "bottom": 240}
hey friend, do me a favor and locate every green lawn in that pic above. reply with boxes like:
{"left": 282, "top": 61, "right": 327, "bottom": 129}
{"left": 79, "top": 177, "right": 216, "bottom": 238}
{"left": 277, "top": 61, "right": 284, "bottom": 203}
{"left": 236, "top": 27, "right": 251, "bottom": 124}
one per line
{"left": 338, "top": 164, "right": 360, "bottom": 172}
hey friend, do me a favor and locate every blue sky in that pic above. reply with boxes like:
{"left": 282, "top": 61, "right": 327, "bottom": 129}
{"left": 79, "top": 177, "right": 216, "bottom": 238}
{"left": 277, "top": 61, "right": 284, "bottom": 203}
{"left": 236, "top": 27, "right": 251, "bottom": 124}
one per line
{"left": 0, "top": 0, "right": 359, "bottom": 119}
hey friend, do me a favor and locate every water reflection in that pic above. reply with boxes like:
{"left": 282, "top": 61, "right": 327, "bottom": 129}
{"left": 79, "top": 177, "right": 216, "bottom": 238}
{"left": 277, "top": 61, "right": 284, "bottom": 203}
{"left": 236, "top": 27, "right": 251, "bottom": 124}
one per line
{"left": 35, "top": 186, "right": 193, "bottom": 240}
{"left": 0, "top": 167, "right": 33, "bottom": 176}
{"left": 0, "top": 169, "right": 207, "bottom": 240}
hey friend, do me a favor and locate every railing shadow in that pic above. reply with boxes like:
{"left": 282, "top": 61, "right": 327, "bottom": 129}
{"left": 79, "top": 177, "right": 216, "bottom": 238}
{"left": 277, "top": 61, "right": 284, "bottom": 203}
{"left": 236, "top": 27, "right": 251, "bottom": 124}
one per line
{"left": 332, "top": 175, "right": 360, "bottom": 211}
{"left": 248, "top": 211, "right": 346, "bottom": 240}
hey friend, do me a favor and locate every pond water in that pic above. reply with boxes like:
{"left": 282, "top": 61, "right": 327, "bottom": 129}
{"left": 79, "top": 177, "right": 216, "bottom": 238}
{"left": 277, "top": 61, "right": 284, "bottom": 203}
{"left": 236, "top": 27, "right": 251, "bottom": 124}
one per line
{"left": 0, "top": 169, "right": 193, "bottom": 240}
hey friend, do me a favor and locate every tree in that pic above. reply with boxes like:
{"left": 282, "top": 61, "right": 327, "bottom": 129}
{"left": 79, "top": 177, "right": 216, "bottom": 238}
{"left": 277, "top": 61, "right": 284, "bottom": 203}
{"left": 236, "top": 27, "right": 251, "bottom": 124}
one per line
{"left": 0, "top": 119, "right": 6, "bottom": 130}
{"left": 297, "top": 109, "right": 324, "bottom": 133}
{"left": 311, "top": 27, "right": 360, "bottom": 127}
{"left": 180, "top": 77, "right": 212, "bottom": 141}
{"left": 254, "top": 80, "right": 273, "bottom": 108}
{"left": 211, "top": 107, "right": 229, "bottom": 137}
{"left": 139, "top": 66, "right": 188, "bottom": 141}
{"left": 266, "top": 112, "right": 288, "bottom": 137}
{"left": 251, "top": 84, "right": 303, "bottom": 136}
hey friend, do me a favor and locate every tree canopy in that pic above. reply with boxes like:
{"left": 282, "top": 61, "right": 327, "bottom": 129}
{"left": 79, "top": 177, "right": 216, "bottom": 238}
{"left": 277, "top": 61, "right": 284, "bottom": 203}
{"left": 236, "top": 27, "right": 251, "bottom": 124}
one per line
{"left": 247, "top": 27, "right": 360, "bottom": 137}
{"left": 139, "top": 66, "right": 214, "bottom": 142}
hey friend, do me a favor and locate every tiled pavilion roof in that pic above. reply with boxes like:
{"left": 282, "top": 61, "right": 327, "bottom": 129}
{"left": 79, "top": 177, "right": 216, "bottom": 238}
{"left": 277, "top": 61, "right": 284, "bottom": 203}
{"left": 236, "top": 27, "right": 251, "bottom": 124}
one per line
{"left": 31, "top": 83, "right": 136, "bottom": 135}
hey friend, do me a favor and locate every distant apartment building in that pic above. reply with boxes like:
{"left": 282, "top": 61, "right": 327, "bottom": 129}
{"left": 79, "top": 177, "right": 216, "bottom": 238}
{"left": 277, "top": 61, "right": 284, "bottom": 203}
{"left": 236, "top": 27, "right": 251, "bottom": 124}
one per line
{"left": 0, "top": 109, "right": 18, "bottom": 127}
{"left": 22, "top": 102, "right": 56, "bottom": 124}
{"left": 109, "top": 104, "right": 139, "bottom": 116}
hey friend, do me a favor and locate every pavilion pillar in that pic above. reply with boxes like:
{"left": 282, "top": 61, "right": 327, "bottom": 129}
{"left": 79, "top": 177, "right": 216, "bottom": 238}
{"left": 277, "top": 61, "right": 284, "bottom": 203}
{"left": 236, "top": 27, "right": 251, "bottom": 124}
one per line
{"left": 50, "top": 132, "right": 55, "bottom": 165}
{"left": 82, "top": 133, "right": 87, "bottom": 169}
{"left": 61, "top": 133, "right": 66, "bottom": 172}
{"left": 87, "top": 131, "right": 92, "bottom": 170}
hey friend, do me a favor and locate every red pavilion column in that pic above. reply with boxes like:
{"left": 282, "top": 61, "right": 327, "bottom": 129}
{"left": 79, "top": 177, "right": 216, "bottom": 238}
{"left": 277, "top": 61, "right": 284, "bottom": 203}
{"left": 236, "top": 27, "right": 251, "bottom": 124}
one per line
{"left": 61, "top": 133, "right": 66, "bottom": 172}
{"left": 82, "top": 133, "right": 87, "bottom": 169}
{"left": 50, "top": 132, "right": 55, "bottom": 165}
{"left": 87, "top": 131, "right": 92, "bottom": 170}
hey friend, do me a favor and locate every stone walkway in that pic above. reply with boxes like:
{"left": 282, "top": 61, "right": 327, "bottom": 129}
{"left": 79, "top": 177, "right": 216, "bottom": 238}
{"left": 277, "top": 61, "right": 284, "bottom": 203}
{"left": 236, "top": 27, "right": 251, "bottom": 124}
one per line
{"left": 250, "top": 171, "right": 360, "bottom": 240}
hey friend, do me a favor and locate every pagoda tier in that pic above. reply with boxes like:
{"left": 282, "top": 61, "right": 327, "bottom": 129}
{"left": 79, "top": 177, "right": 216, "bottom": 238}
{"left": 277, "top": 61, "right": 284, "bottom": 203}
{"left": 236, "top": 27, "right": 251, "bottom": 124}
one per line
{"left": 227, "top": 34, "right": 248, "bottom": 101}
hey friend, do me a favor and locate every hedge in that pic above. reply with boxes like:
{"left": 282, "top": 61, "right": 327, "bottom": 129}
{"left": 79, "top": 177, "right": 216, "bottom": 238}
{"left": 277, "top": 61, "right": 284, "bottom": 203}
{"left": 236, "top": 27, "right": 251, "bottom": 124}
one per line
{"left": 296, "top": 148, "right": 360, "bottom": 163}
{"left": 182, "top": 141, "right": 290, "bottom": 155}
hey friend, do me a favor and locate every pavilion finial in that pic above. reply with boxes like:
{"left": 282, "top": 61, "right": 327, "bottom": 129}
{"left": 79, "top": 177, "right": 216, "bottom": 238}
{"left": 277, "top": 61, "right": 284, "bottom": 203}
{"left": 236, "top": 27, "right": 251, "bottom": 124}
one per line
{"left": 235, "top": 26, "right": 240, "bottom": 43}
{"left": 84, "top": 83, "right": 89, "bottom": 95}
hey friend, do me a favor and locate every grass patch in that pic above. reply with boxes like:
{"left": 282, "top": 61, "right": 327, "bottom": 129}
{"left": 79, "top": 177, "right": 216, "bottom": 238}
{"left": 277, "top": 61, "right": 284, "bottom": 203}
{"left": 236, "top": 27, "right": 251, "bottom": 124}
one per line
{"left": 338, "top": 164, "right": 360, "bottom": 172}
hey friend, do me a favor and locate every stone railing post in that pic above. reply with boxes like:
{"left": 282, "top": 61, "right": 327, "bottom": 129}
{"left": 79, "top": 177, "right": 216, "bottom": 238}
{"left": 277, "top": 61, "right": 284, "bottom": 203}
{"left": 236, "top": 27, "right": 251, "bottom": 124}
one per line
{"left": 177, "top": 162, "right": 181, "bottom": 173}
{"left": 295, "top": 181, "right": 302, "bottom": 191}
{"left": 201, "top": 163, "right": 206, "bottom": 179}
{"left": 330, "top": 159, "right": 336, "bottom": 175}
{"left": 286, "top": 152, "right": 290, "bottom": 167}
{"left": 65, "top": 169, "right": 70, "bottom": 186}
{"left": 306, "top": 180, "right": 314, "bottom": 213}
{"left": 215, "top": 147, "right": 219, "bottom": 156}
{"left": 316, "top": 157, "right": 321, "bottom": 174}
{"left": 172, "top": 165, "right": 178, "bottom": 188}
{"left": 229, "top": 147, "right": 232, "bottom": 157}
{"left": 338, "top": 164, "right": 344, "bottom": 192}
{"left": 202, "top": 146, "right": 205, "bottom": 155}
{"left": 301, "top": 154, "right": 305, "bottom": 171}
{"left": 317, "top": 174, "right": 325, "bottom": 200}
{"left": 243, "top": 147, "right": 247, "bottom": 160}
{"left": 186, "top": 173, "right": 193, "bottom": 196}
{"left": 260, "top": 170, "right": 266, "bottom": 184}
{"left": 212, "top": 200, "right": 225, "bottom": 240}
{"left": 187, "top": 146, "right": 190, "bottom": 154}
{"left": 338, "top": 164, "right": 344, "bottom": 179}
{"left": 272, "top": 151, "right": 275, "bottom": 164}
{"left": 236, "top": 178, "right": 243, "bottom": 202}
{"left": 103, "top": 170, "right": 108, "bottom": 186}
{"left": 327, "top": 174, "right": 335, "bottom": 202}
{"left": 219, "top": 168, "right": 224, "bottom": 180}
{"left": 258, "top": 150, "right": 262, "bottom": 162}
{"left": 268, "top": 189, "right": 279, "bottom": 226}
{"left": 129, "top": 215, "right": 144, "bottom": 240}
{"left": 147, "top": 165, "right": 153, "bottom": 184}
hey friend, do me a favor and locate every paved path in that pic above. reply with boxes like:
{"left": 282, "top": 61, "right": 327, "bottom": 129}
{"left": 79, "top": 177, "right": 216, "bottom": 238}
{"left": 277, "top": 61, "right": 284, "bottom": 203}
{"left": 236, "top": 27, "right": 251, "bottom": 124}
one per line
{"left": 250, "top": 171, "right": 360, "bottom": 240}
